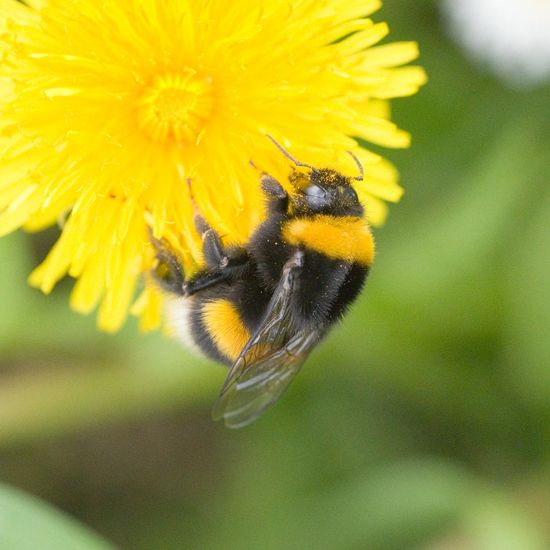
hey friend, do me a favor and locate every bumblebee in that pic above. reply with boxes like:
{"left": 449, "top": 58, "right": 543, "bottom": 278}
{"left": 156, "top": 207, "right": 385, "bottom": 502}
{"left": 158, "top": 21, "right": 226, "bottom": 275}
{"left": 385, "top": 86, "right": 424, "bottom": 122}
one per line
{"left": 152, "top": 137, "right": 375, "bottom": 428}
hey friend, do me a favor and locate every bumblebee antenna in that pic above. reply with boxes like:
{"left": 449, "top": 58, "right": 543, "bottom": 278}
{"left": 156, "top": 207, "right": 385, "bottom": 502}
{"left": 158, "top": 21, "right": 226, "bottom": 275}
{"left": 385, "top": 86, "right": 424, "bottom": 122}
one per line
{"left": 266, "top": 135, "right": 317, "bottom": 171}
{"left": 347, "top": 151, "right": 364, "bottom": 181}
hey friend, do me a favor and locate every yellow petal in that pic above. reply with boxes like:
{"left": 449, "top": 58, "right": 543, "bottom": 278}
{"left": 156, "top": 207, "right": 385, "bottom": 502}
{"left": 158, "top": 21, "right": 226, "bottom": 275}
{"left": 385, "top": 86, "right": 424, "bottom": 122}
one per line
{"left": 359, "top": 41, "right": 421, "bottom": 69}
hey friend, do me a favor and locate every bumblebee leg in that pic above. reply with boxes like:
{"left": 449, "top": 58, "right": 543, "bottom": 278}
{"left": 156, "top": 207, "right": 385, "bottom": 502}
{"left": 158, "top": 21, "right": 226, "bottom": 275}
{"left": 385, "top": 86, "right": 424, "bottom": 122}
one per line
{"left": 150, "top": 235, "right": 185, "bottom": 295}
{"left": 201, "top": 226, "right": 230, "bottom": 269}
{"left": 188, "top": 177, "right": 231, "bottom": 269}
{"left": 181, "top": 179, "right": 250, "bottom": 296}
{"left": 183, "top": 271, "right": 230, "bottom": 296}
{"left": 260, "top": 175, "right": 288, "bottom": 214}
{"left": 189, "top": 205, "right": 230, "bottom": 273}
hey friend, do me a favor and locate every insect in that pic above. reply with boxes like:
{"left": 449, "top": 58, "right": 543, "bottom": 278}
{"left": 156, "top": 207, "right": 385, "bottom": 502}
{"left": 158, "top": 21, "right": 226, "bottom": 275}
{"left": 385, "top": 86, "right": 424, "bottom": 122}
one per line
{"left": 152, "top": 137, "right": 375, "bottom": 428}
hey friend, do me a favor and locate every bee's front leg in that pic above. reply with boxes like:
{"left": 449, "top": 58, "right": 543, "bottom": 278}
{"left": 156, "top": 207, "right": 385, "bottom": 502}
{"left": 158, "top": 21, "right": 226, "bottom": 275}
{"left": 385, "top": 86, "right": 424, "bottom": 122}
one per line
{"left": 260, "top": 174, "right": 289, "bottom": 215}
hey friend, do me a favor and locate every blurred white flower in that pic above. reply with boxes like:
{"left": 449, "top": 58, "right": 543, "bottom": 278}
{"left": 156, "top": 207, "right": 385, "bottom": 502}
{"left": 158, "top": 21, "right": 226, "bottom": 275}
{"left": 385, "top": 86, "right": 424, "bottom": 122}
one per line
{"left": 442, "top": 0, "right": 550, "bottom": 87}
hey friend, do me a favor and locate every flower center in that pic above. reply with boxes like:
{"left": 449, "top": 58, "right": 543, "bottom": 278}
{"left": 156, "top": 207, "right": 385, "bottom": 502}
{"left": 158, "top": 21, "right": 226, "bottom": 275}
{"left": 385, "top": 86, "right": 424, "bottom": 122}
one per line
{"left": 138, "top": 71, "right": 214, "bottom": 144}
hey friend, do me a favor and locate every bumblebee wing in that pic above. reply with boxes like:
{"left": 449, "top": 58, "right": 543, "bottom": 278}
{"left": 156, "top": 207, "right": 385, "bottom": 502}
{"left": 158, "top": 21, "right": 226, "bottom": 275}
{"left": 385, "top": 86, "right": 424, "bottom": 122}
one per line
{"left": 211, "top": 249, "right": 321, "bottom": 428}
{"left": 212, "top": 330, "right": 320, "bottom": 429}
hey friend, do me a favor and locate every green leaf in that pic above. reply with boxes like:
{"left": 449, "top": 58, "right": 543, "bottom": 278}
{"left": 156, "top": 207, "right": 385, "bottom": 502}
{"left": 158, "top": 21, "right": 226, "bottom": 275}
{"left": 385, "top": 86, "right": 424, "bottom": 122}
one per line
{"left": 0, "top": 482, "right": 118, "bottom": 550}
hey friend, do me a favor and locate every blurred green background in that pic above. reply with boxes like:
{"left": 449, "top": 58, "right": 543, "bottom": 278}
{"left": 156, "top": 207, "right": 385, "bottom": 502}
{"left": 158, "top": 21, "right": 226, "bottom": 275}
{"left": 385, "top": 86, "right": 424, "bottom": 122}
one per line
{"left": 1, "top": 1, "right": 550, "bottom": 548}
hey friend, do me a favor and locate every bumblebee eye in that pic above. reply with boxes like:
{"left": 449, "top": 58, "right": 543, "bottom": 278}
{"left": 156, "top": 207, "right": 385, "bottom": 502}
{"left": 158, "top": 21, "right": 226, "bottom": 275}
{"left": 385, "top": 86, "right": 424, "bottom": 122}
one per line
{"left": 304, "top": 184, "right": 326, "bottom": 199}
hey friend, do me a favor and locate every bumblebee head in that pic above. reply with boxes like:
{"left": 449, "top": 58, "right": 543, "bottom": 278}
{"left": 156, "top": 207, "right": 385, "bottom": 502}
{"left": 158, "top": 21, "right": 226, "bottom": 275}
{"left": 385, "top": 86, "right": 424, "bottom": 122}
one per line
{"left": 266, "top": 135, "right": 364, "bottom": 218}
{"left": 289, "top": 168, "right": 363, "bottom": 217}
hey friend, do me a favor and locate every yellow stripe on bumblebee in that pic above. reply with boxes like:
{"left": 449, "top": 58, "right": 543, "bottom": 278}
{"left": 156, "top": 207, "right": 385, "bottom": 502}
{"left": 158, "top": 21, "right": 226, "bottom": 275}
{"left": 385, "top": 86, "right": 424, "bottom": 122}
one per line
{"left": 282, "top": 215, "right": 375, "bottom": 266}
{"left": 202, "top": 299, "right": 251, "bottom": 362}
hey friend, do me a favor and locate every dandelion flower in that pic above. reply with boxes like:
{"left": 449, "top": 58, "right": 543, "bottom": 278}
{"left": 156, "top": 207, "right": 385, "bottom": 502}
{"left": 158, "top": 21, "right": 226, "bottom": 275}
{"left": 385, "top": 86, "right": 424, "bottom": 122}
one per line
{"left": 0, "top": 0, "right": 426, "bottom": 331}
{"left": 442, "top": 0, "right": 550, "bottom": 87}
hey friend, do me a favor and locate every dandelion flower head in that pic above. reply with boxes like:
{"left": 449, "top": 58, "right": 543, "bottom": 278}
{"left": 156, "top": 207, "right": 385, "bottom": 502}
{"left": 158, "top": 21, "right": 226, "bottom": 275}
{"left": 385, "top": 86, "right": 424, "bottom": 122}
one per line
{"left": 0, "top": 0, "right": 426, "bottom": 331}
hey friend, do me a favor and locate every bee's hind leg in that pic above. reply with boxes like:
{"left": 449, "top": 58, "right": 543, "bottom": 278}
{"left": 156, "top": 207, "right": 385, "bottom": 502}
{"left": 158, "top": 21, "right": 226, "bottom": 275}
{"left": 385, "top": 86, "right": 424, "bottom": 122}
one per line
{"left": 183, "top": 270, "right": 234, "bottom": 296}
{"left": 150, "top": 233, "right": 185, "bottom": 296}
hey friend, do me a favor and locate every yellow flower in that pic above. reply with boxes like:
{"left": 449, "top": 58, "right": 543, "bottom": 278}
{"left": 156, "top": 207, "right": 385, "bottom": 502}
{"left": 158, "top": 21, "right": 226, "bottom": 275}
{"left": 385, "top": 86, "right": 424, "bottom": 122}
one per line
{"left": 0, "top": 0, "right": 426, "bottom": 332}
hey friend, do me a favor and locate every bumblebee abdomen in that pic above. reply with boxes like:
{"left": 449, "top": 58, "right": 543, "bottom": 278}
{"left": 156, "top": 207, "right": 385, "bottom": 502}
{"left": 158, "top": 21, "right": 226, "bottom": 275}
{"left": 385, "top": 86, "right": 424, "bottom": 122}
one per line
{"left": 165, "top": 296, "right": 204, "bottom": 358}
{"left": 164, "top": 295, "right": 224, "bottom": 365}
{"left": 293, "top": 249, "right": 368, "bottom": 324}
{"left": 166, "top": 272, "right": 273, "bottom": 366}
{"left": 201, "top": 298, "right": 251, "bottom": 363}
